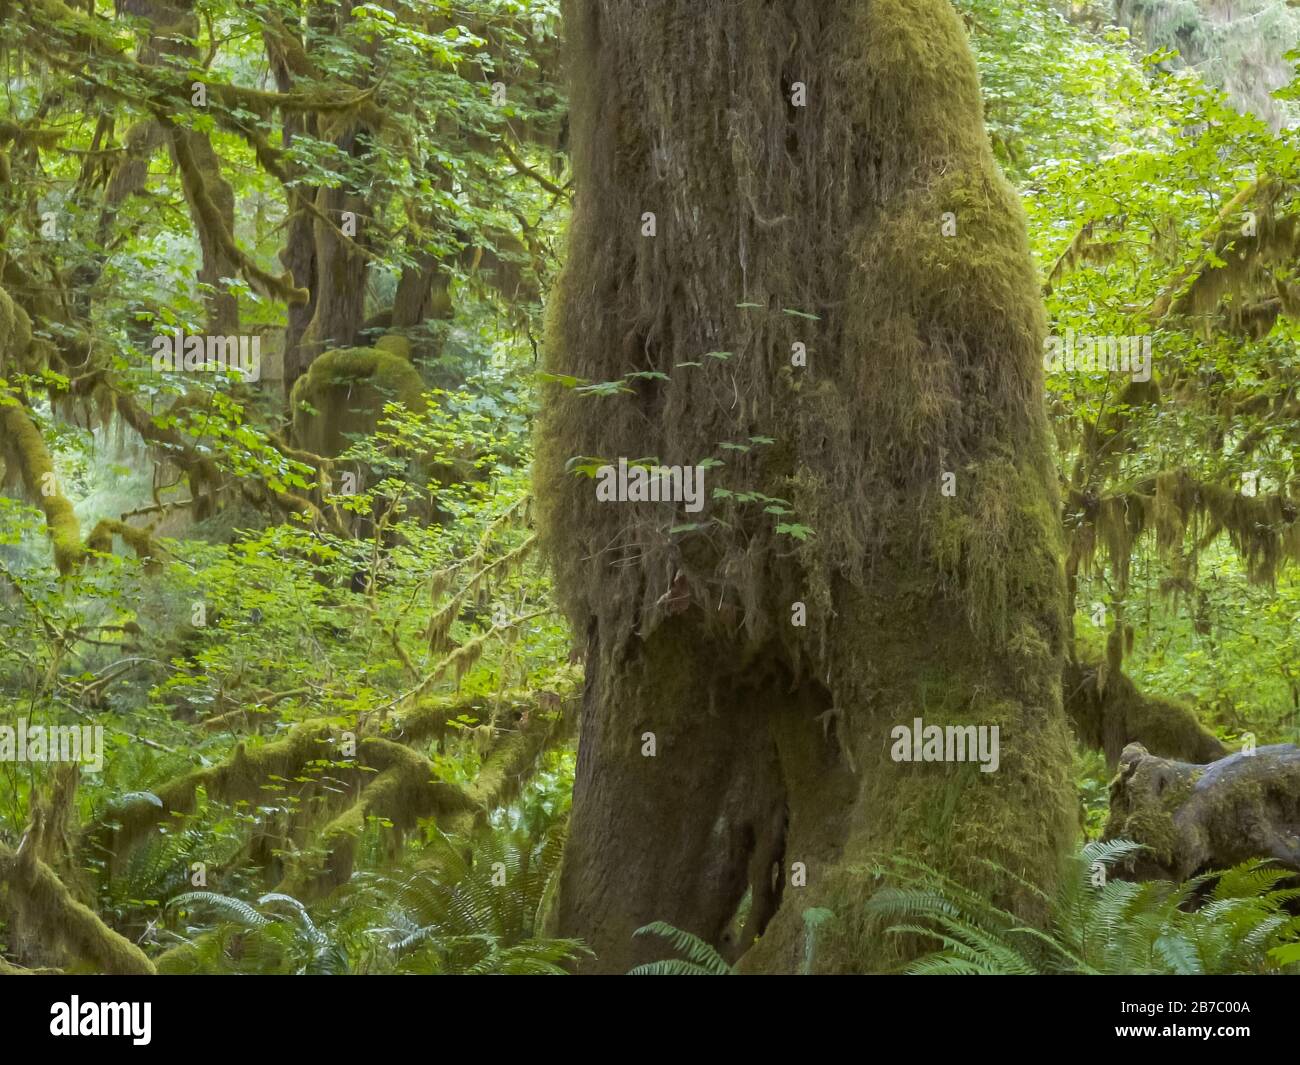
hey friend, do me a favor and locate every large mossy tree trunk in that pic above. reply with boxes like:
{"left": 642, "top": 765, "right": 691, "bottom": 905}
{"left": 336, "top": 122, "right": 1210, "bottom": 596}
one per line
{"left": 536, "top": 0, "right": 1077, "bottom": 974}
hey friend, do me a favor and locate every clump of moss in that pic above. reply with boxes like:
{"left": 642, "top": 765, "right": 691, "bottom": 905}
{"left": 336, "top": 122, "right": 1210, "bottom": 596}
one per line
{"left": 373, "top": 334, "right": 412, "bottom": 359}
{"left": 290, "top": 342, "right": 426, "bottom": 457}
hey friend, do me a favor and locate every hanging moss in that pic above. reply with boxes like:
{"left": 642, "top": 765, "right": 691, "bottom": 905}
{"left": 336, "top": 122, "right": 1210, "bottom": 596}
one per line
{"left": 1068, "top": 468, "right": 1300, "bottom": 590}
{"left": 88, "top": 673, "right": 578, "bottom": 899}
{"left": 165, "top": 122, "right": 308, "bottom": 309}
{"left": 1116, "top": 1, "right": 1300, "bottom": 128}
{"left": 1150, "top": 178, "right": 1300, "bottom": 334}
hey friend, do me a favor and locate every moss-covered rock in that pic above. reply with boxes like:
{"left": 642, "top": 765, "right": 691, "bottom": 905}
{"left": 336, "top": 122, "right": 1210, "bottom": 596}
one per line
{"left": 290, "top": 342, "right": 426, "bottom": 458}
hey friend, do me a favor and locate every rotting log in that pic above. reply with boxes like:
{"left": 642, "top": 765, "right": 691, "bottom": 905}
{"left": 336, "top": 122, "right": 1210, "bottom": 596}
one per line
{"left": 1104, "top": 741, "right": 1300, "bottom": 880}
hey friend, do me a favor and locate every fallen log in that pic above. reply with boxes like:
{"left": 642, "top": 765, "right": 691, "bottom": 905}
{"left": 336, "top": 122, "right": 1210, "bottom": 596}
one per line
{"left": 1104, "top": 741, "right": 1300, "bottom": 880}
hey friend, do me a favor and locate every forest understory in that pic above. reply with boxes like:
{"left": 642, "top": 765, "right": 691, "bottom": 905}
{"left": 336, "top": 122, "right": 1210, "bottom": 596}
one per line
{"left": 1, "top": 0, "right": 1299, "bottom": 979}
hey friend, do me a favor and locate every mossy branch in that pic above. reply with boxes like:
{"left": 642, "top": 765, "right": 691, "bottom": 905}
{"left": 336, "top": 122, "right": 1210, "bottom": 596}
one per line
{"left": 0, "top": 839, "right": 155, "bottom": 975}
{"left": 1149, "top": 178, "right": 1298, "bottom": 325}
{"left": 1063, "top": 659, "right": 1227, "bottom": 769}
{"left": 279, "top": 738, "right": 481, "bottom": 895}
{"left": 0, "top": 393, "right": 85, "bottom": 574}
{"left": 165, "top": 124, "right": 309, "bottom": 306}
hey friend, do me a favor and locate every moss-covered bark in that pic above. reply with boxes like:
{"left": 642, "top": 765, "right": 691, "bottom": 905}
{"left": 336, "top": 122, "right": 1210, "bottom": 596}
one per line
{"left": 0, "top": 841, "right": 156, "bottom": 975}
{"left": 537, "top": 0, "right": 1076, "bottom": 973}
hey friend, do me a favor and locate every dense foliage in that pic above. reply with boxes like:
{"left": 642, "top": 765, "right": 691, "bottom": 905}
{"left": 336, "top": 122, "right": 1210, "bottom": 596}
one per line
{"left": 0, "top": 0, "right": 1297, "bottom": 975}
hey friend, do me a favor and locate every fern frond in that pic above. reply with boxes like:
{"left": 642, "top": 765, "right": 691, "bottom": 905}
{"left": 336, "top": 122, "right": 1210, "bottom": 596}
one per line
{"left": 632, "top": 922, "right": 733, "bottom": 975}
{"left": 169, "top": 891, "right": 271, "bottom": 929}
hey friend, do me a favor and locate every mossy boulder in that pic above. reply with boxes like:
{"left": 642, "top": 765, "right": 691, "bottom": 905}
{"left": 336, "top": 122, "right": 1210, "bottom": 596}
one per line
{"left": 290, "top": 342, "right": 425, "bottom": 458}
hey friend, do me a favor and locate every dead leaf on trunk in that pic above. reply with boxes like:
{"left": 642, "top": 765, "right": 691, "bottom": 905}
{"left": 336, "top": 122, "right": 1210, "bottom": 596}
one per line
{"left": 655, "top": 570, "right": 691, "bottom": 614}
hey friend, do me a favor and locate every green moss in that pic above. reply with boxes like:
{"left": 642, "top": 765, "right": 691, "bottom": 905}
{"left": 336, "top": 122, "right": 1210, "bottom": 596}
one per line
{"left": 0, "top": 843, "right": 155, "bottom": 974}
{"left": 1105, "top": 742, "right": 1300, "bottom": 879}
{"left": 373, "top": 334, "right": 412, "bottom": 358}
{"left": 290, "top": 345, "right": 426, "bottom": 457}
{"left": 0, "top": 401, "right": 84, "bottom": 574}
{"left": 1064, "top": 659, "right": 1226, "bottom": 768}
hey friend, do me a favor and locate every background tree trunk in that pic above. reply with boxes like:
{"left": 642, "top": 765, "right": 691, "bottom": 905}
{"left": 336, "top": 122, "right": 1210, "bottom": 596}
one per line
{"left": 537, "top": 0, "right": 1077, "bottom": 973}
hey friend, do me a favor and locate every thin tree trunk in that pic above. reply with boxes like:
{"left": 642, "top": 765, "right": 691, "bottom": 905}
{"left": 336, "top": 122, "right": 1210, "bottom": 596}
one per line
{"left": 131, "top": 0, "right": 241, "bottom": 335}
